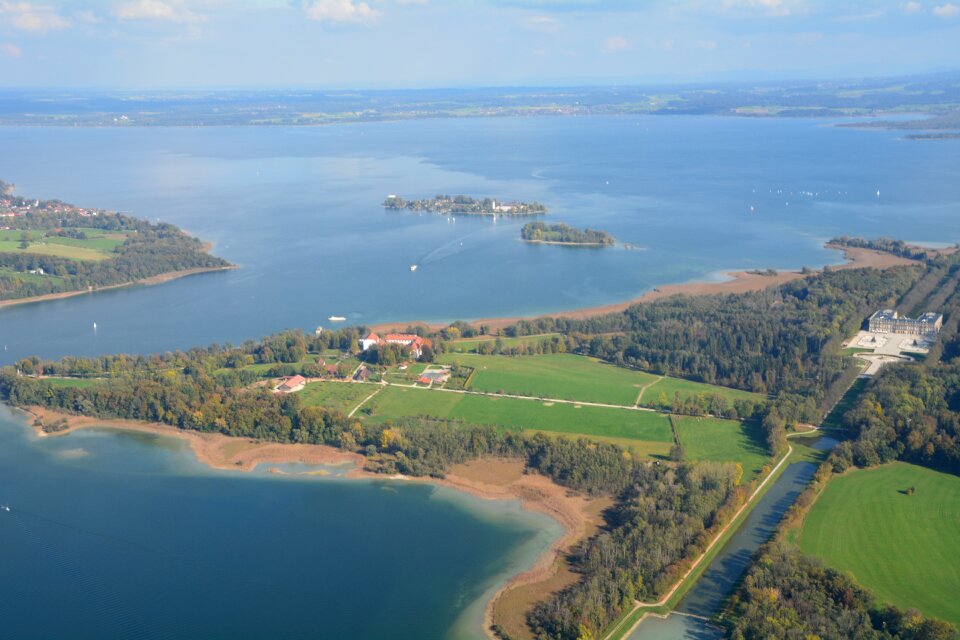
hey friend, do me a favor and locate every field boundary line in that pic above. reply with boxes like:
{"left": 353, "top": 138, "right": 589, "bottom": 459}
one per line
{"left": 383, "top": 381, "right": 658, "bottom": 413}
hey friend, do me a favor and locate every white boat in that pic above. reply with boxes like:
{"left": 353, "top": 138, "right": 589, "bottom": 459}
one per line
{"left": 410, "top": 264, "right": 418, "bottom": 272}
{"left": 328, "top": 316, "right": 346, "bottom": 322}
{"left": 1, "top": 505, "right": 10, "bottom": 512}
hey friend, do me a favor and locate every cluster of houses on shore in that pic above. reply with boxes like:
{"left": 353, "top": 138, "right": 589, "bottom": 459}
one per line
{"left": 0, "top": 194, "right": 102, "bottom": 221}
{"left": 358, "top": 332, "right": 432, "bottom": 359}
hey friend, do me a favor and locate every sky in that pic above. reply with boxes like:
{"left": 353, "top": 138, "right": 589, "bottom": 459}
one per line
{"left": 0, "top": 0, "right": 958, "bottom": 88}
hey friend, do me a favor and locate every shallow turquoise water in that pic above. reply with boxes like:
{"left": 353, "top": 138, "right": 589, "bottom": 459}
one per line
{"left": 2, "top": 116, "right": 958, "bottom": 364}
{"left": 0, "top": 405, "right": 560, "bottom": 639}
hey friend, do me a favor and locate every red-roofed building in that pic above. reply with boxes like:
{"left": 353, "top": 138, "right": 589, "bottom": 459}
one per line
{"left": 359, "top": 333, "right": 381, "bottom": 351}
{"left": 276, "top": 375, "right": 306, "bottom": 393}
{"left": 359, "top": 332, "right": 433, "bottom": 359}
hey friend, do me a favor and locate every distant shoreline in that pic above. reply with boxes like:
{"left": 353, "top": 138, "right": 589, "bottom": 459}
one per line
{"left": 0, "top": 244, "right": 237, "bottom": 311}
{"left": 523, "top": 239, "right": 607, "bottom": 247}
{"left": 369, "top": 244, "right": 916, "bottom": 334}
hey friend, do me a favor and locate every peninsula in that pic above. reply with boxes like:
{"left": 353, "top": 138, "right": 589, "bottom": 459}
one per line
{"left": 520, "top": 222, "right": 614, "bottom": 246}
{"left": 383, "top": 194, "right": 546, "bottom": 217}
{"left": 0, "top": 180, "right": 233, "bottom": 304}
{"left": 4, "top": 237, "right": 955, "bottom": 640}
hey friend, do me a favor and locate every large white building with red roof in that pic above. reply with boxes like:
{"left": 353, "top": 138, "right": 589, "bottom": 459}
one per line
{"left": 359, "top": 333, "right": 432, "bottom": 359}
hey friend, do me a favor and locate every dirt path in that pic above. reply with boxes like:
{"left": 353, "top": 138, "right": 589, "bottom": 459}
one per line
{"left": 634, "top": 376, "right": 663, "bottom": 408}
{"left": 384, "top": 380, "right": 658, "bottom": 413}
{"left": 347, "top": 383, "right": 386, "bottom": 417}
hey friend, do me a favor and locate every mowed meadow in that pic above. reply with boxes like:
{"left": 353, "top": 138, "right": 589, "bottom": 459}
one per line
{"left": 436, "top": 352, "right": 766, "bottom": 407}
{"left": 0, "top": 228, "right": 127, "bottom": 261}
{"left": 799, "top": 462, "right": 960, "bottom": 626}
{"left": 362, "top": 385, "right": 676, "bottom": 458}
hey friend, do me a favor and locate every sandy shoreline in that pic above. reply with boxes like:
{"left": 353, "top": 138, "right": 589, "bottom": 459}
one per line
{"left": 18, "top": 406, "right": 593, "bottom": 640}
{"left": 369, "top": 244, "right": 915, "bottom": 334}
{"left": 0, "top": 264, "right": 237, "bottom": 310}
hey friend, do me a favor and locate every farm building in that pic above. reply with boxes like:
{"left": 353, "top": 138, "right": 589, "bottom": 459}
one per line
{"left": 276, "top": 375, "right": 306, "bottom": 393}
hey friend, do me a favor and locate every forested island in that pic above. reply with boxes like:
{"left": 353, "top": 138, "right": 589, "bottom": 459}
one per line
{"left": 383, "top": 194, "right": 546, "bottom": 216}
{"left": 3, "top": 238, "right": 959, "bottom": 640}
{"left": 0, "top": 180, "right": 232, "bottom": 303}
{"left": 521, "top": 222, "right": 614, "bottom": 246}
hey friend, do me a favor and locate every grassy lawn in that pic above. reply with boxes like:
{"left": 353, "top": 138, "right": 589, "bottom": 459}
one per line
{"left": 0, "top": 239, "right": 111, "bottom": 261}
{"left": 42, "top": 377, "right": 102, "bottom": 388}
{"left": 672, "top": 416, "right": 771, "bottom": 480}
{"left": 363, "top": 385, "right": 674, "bottom": 448}
{"left": 639, "top": 375, "right": 765, "bottom": 406}
{"left": 299, "top": 381, "right": 376, "bottom": 414}
{"left": 799, "top": 462, "right": 960, "bottom": 625}
{"left": 0, "top": 228, "right": 128, "bottom": 261}
{"left": 436, "top": 352, "right": 659, "bottom": 405}
{"left": 446, "top": 333, "right": 562, "bottom": 353}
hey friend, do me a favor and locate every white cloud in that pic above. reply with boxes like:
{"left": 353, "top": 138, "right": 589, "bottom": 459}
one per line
{"left": 112, "top": 0, "right": 205, "bottom": 23}
{"left": 0, "top": 2, "right": 71, "bottom": 32}
{"left": 520, "top": 15, "right": 560, "bottom": 33}
{"left": 932, "top": 2, "right": 959, "bottom": 16}
{"left": 302, "top": 0, "right": 379, "bottom": 23}
{"left": 902, "top": 1, "right": 923, "bottom": 12}
{"left": 1, "top": 41, "right": 21, "bottom": 57}
{"left": 696, "top": 39, "right": 717, "bottom": 49}
{"left": 722, "top": 0, "right": 803, "bottom": 16}
{"left": 602, "top": 35, "right": 629, "bottom": 53}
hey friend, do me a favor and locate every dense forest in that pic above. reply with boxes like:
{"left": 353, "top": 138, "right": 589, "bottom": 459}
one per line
{"left": 0, "top": 180, "right": 231, "bottom": 300}
{"left": 726, "top": 543, "right": 955, "bottom": 640}
{"left": 520, "top": 222, "right": 615, "bottom": 246}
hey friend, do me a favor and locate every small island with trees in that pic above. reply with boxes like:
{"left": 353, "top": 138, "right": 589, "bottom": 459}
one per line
{"left": 0, "top": 179, "right": 233, "bottom": 304}
{"left": 383, "top": 194, "right": 546, "bottom": 217}
{"left": 521, "top": 221, "right": 615, "bottom": 246}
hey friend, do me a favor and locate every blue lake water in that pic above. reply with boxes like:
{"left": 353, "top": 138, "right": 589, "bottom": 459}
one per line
{"left": 0, "top": 115, "right": 956, "bottom": 639}
{"left": 1, "top": 116, "right": 959, "bottom": 365}
{"left": 0, "top": 404, "right": 559, "bottom": 640}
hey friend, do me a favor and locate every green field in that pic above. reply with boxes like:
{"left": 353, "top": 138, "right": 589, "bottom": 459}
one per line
{"left": 299, "top": 381, "right": 376, "bottom": 414}
{"left": 672, "top": 416, "right": 771, "bottom": 479}
{"left": 0, "top": 228, "right": 127, "bottom": 261}
{"left": 446, "top": 333, "right": 563, "bottom": 353}
{"left": 639, "top": 375, "right": 765, "bottom": 406}
{"left": 799, "top": 462, "right": 960, "bottom": 625}
{"left": 437, "top": 353, "right": 659, "bottom": 405}
{"left": 42, "top": 377, "right": 102, "bottom": 389}
{"left": 435, "top": 352, "right": 764, "bottom": 410}
{"left": 363, "top": 385, "right": 674, "bottom": 454}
